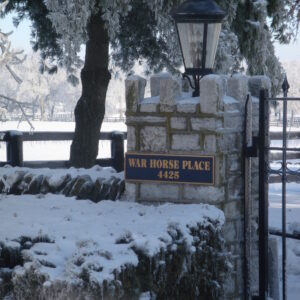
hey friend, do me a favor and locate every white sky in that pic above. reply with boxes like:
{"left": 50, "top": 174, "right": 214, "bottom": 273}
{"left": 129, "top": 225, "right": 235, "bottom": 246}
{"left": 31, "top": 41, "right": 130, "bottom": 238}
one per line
{"left": 0, "top": 13, "right": 300, "bottom": 63}
{"left": 0, "top": 14, "right": 32, "bottom": 52}
{"left": 275, "top": 39, "right": 300, "bottom": 61}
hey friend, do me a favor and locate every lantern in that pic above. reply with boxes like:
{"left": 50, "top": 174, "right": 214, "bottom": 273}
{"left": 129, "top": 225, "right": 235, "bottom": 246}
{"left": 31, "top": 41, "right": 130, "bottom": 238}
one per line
{"left": 172, "top": 0, "right": 226, "bottom": 96}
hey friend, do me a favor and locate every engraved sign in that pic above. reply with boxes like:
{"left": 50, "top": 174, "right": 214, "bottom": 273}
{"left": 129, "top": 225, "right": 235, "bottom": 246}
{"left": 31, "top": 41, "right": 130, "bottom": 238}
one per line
{"left": 125, "top": 153, "right": 214, "bottom": 185}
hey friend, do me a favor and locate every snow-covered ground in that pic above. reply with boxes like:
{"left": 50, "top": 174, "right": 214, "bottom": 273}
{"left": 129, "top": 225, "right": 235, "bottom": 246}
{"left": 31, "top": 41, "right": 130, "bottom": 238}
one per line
{"left": 0, "top": 120, "right": 127, "bottom": 132}
{"left": 270, "top": 125, "right": 300, "bottom": 132}
{"left": 269, "top": 183, "right": 300, "bottom": 300}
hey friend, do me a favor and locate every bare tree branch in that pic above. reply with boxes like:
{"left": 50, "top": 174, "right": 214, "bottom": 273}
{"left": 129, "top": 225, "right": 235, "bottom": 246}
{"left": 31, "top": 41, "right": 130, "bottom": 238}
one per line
{"left": 0, "top": 94, "right": 35, "bottom": 130}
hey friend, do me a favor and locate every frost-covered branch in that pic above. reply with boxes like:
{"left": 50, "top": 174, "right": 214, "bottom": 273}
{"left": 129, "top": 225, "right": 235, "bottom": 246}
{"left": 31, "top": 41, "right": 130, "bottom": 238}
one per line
{"left": 288, "top": 0, "right": 300, "bottom": 33}
{"left": 0, "top": 0, "right": 9, "bottom": 12}
{"left": 0, "top": 1, "right": 26, "bottom": 83}
{"left": 0, "top": 94, "right": 35, "bottom": 130}
{"left": 0, "top": 0, "right": 35, "bottom": 128}
{"left": 45, "top": 0, "right": 94, "bottom": 78}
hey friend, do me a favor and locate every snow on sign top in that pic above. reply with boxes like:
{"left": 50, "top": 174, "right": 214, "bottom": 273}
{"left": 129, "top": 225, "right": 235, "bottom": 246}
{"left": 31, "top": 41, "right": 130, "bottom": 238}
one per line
{"left": 0, "top": 194, "right": 224, "bottom": 286}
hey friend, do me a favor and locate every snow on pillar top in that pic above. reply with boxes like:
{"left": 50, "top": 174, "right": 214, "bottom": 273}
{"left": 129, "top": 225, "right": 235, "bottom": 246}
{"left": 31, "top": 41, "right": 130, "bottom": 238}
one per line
{"left": 159, "top": 76, "right": 181, "bottom": 112}
{"left": 125, "top": 72, "right": 270, "bottom": 115}
{"left": 125, "top": 75, "right": 147, "bottom": 112}
{"left": 150, "top": 73, "right": 172, "bottom": 97}
{"left": 248, "top": 76, "right": 271, "bottom": 98}
{"left": 200, "top": 75, "right": 225, "bottom": 115}
{"left": 227, "top": 74, "right": 249, "bottom": 107}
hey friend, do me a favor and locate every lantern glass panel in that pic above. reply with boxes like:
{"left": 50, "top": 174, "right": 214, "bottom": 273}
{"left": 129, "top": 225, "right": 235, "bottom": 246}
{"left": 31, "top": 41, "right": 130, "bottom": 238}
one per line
{"left": 177, "top": 23, "right": 204, "bottom": 69}
{"left": 205, "top": 23, "right": 221, "bottom": 68}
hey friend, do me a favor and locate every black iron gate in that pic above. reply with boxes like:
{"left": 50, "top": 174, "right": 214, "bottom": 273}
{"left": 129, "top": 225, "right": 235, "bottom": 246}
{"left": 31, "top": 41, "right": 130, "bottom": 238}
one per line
{"left": 257, "top": 77, "right": 300, "bottom": 300}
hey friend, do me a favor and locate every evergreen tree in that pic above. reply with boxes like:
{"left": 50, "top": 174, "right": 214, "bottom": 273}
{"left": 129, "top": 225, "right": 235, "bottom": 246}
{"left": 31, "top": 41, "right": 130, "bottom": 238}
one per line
{"left": 2, "top": 0, "right": 300, "bottom": 167}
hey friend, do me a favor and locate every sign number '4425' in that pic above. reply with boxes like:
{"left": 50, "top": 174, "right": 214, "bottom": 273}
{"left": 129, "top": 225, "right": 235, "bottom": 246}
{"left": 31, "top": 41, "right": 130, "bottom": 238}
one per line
{"left": 157, "top": 170, "right": 180, "bottom": 180}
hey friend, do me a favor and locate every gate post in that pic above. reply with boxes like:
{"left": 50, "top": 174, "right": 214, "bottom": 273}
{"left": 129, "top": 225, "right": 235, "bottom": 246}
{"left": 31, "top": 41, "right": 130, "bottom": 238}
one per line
{"left": 281, "top": 76, "right": 290, "bottom": 300}
{"left": 244, "top": 94, "right": 253, "bottom": 300}
{"left": 4, "top": 130, "right": 24, "bottom": 167}
{"left": 111, "top": 131, "right": 125, "bottom": 172}
{"left": 258, "top": 88, "right": 269, "bottom": 299}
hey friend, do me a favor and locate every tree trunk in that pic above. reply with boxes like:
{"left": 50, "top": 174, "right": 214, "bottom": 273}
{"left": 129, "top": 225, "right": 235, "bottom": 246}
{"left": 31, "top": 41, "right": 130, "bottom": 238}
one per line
{"left": 70, "top": 10, "right": 111, "bottom": 168}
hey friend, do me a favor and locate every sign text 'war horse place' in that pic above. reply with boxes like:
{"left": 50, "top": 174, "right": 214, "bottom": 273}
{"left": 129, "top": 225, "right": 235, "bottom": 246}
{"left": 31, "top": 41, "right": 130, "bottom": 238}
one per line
{"left": 125, "top": 153, "right": 214, "bottom": 185}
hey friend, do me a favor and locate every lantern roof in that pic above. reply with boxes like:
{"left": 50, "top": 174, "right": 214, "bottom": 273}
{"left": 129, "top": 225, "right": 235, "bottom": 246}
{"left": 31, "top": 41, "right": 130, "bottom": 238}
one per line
{"left": 172, "top": 0, "right": 226, "bottom": 22}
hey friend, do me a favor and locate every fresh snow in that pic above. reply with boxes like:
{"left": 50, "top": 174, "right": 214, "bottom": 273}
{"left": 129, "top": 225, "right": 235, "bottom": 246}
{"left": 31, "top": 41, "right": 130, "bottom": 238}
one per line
{"left": 223, "top": 95, "right": 239, "bottom": 104}
{"left": 0, "top": 120, "right": 126, "bottom": 132}
{"left": 177, "top": 97, "right": 199, "bottom": 104}
{"left": 0, "top": 194, "right": 224, "bottom": 286}
{"left": 140, "top": 96, "right": 160, "bottom": 105}
{"left": 269, "top": 183, "right": 300, "bottom": 229}
{"left": 269, "top": 183, "right": 300, "bottom": 299}
{"left": 270, "top": 125, "right": 300, "bottom": 132}
{"left": 270, "top": 139, "right": 300, "bottom": 148}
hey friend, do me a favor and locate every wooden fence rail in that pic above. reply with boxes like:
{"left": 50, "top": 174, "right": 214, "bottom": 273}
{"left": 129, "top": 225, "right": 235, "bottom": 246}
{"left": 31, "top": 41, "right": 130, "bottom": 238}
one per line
{"left": 270, "top": 131, "right": 300, "bottom": 140}
{"left": 0, "top": 130, "right": 127, "bottom": 172}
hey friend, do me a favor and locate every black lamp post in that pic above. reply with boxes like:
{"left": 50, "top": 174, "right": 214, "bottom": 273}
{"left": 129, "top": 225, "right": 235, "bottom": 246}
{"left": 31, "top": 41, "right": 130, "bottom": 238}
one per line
{"left": 172, "top": 0, "right": 226, "bottom": 97}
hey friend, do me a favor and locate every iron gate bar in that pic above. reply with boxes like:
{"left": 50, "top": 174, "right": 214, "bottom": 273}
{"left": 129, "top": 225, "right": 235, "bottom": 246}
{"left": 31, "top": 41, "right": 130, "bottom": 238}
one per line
{"left": 258, "top": 89, "right": 269, "bottom": 300}
{"left": 271, "top": 132, "right": 300, "bottom": 140}
{"left": 269, "top": 168, "right": 300, "bottom": 173}
{"left": 267, "top": 97, "right": 300, "bottom": 101}
{"left": 281, "top": 77, "right": 289, "bottom": 300}
{"left": 269, "top": 170, "right": 300, "bottom": 176}
{"left": 267, "top": 147, "right": 300, "bottom": 151}
{"left": 269, "top": 229, "right": 300, "bottom": 241}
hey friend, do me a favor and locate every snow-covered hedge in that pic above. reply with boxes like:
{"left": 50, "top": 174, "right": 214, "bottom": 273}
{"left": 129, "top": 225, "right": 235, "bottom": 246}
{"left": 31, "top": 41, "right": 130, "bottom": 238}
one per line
{"left": 0, "top": 195, "right": 231, "bottom": 299}
{"left": 0, "top": 165, "right": 125, "bottom": 201}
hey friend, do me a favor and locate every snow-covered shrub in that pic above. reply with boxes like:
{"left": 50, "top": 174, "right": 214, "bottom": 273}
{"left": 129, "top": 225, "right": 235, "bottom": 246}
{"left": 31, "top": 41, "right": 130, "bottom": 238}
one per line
{"left": 114, "top": 220, "right": 231, "bottom": 300}
{"left": 8, "top": 221, "right": 230, "bottom": 299}
{"left": 0, "top": 235, "right": 54, "bottom": 299}
{"left": 0, "top": 197, "right": 231, "bottom": 299}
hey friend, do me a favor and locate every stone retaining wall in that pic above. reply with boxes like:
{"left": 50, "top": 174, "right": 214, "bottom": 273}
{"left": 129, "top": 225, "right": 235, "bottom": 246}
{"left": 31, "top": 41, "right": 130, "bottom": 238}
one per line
{"left": 124, "top": 72, "right": 271, "bottom": 298}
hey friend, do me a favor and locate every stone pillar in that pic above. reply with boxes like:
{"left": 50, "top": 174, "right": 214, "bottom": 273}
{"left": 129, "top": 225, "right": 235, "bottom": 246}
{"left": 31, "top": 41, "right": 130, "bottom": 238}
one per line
{"left": 124, "top": 72, "right": 263, "bottom": 299}
{"left": 125, "top": 75, "right": 147, "bottom": 113}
